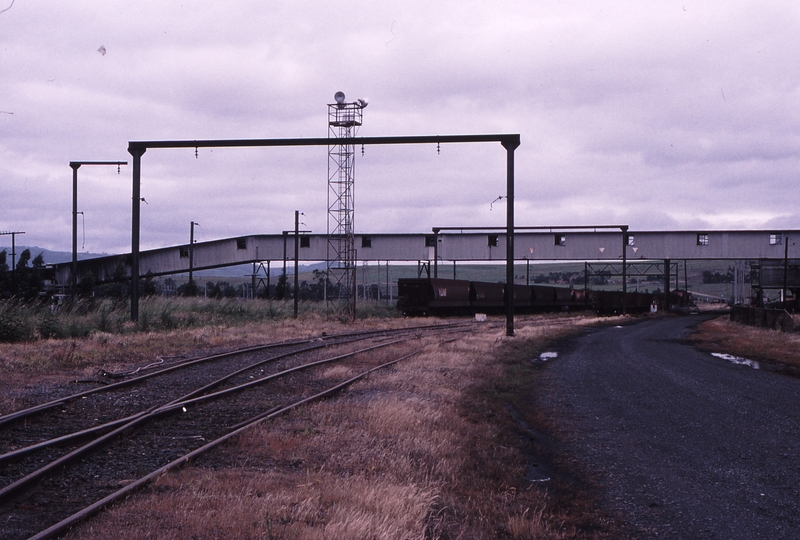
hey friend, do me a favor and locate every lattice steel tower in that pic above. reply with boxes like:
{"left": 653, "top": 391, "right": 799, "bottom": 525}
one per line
{"left": 327, "top": 91, "right": 367, "bottom": 319}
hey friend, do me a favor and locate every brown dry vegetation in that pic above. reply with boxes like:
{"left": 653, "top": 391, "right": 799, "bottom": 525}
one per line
{"left": 20, "top": 312, "right": 795, "bottom": 539}
{"left": 0, "top": 315, "right": 420, "bottom": 415}
{"left": 54, "top": 314, "right": 621, "bottom": 540}
{"left": 690, "top": 314, "right": 800, "bottom": 368}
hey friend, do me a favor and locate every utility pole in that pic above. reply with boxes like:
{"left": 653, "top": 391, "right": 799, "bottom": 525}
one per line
{"left": 784, "top": 234, "right": 789, "bottom": 306}
{"left": 294, "top": 210, "right": 300, "bottom": 318}
{"left": 0, "top": 231, "right": 24, "bottom": 289}
{"left": 621, "top": 225, "right": 628, "bottom": 315}
{"left": 189, "top": 221, "right": 198, "bottom": 293}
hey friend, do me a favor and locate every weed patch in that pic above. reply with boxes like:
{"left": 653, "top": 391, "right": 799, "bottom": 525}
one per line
{"left": 0, "top": 309, "right": 34, "bottom": 342}
{"left": 691, "top": 315, "right": 800, "bottom": 367}
{"left": 0, "top": 297, "right": 394, "bottom": 346}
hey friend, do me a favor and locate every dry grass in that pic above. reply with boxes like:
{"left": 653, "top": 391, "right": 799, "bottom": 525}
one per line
{"left": 77, "top": 469, "right": 438, "bottom": 540}
{"left": 64, "top": 314, "right": 617, "bottom": 540}
{"left": 0, "top": 313, "right": 438, "bottom": 416}
{"left": 690, "top": 314, "right": 800, "bottom": 368}
{"left": 43, "top": 311, "right": 800, "bottom": 539}
{"left": 4, "top": 319, "right": 434, "bottom": 376}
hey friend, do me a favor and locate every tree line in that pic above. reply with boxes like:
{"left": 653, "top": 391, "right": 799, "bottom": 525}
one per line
{"left": 0, "top": 249, "right": 46, "bottom": 300}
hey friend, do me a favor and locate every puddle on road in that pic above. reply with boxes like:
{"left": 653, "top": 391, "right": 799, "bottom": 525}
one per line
{"left": 532, "top": 351, "right": 558, "bottom": 363}
{"left": 711, "top": 352, "right": 760, "bottom": 370}
{"left": 524, "top": 462, "right": 552, "bottom": 483}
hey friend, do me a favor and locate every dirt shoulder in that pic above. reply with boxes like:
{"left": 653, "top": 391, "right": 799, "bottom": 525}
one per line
{"left": 688, "top": 312, "right": 800, "bottom": 369}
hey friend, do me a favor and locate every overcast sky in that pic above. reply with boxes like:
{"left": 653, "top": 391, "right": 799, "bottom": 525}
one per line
{"left": 1, "top": 1, "right": 799, "bottom": 255}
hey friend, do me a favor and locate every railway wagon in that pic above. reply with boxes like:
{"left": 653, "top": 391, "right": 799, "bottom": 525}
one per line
{"left": 588, "top": 290, "right": 655, "bottom": 314}
{"left": 587, "top": 290, "right": 622, "bottom": 314}
{"left": 470, "top": 281, "right": 506, "bottom": 311}
{"left": 627, "top": 291, "right": 655, "bottom": 312}
{"left": 398, "top": 278, "right": 588, "bottom": 315}
{"left": 572, "top": 288, "right": 587, "bottom": 306}
{"left": 398, "top": 278, "right": 657, "bottom": 316}
{"left": 396, "top": 278, "right": 471, "bottom": 315}
{"left": 530, "top": 285, "right": 583, "bottom": 311}
{"left": 513, "top": 284, "right": 533, "bottom": 310}
{"left": 531, "top": 284, "right": 558, "bottom": 309}
{"left": 554, "top": 286, "right": 576, "bottom": 310}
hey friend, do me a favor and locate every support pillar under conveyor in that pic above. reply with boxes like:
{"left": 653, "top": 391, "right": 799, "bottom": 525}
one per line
{"left": 251, "top": 260, "right": 270, "bottom": 299}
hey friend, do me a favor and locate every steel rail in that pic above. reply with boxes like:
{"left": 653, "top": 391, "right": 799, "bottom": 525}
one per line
{"left": 0, "top": 337, "right": 409, "bottom": 503}
{"left": 0, "top": 339, "right": 313, "bottom": 428}
{"left": 0, "top": 340, "right": 333, "bottom": 466}
{"left": 0, "top": 321, "right": 470, "bottom": 428}
{"left": 28, "top": 345, "right": 426, "bottom": 540}
{"left": 0, "top": 323, "right": 450, "bottom": 464}
{"left": 1, "top": 323, "right": 474, "bottom": 469}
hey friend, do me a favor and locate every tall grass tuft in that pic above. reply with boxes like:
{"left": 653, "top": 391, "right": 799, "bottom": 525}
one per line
{"left": 0, "top": 302, "right": 35, "bottom": 343}
{"left": 0, "top": 296, "right": 396, "bottom": 343}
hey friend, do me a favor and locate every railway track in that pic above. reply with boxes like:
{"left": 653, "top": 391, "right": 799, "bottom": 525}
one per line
{"left": 0, "top": 322, "right": 476, "bottom": 539}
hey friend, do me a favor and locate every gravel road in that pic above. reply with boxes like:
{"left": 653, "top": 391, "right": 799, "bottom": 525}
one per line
{"left": 535, "top": 315, "right": 800, "bottom": 539}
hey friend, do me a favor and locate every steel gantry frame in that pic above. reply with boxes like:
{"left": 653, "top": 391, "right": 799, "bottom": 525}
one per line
{"left": 585, "top": 260, "right": 681, "bottom": 292}
{"left": 69, "top": 161, "right": 127, "bottom": 300}
{"left": 127, "top": 134, "right": 521, "bottom": 335}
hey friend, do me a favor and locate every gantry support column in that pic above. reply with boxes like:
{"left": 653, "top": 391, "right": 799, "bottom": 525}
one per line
{"left": 664, "top": 259, "right": 671, "bottom": 312}
{"left": 129, "top": 146, "right": 145, "bottom": 322}
{"left": 69, "top": 160, "right": 126, "bottom": 301}
{"left": 503, "top": 137, "right": 520, "bottom": 337}
{"left": 70, "top": 163, "right": 80, "bottom": 300}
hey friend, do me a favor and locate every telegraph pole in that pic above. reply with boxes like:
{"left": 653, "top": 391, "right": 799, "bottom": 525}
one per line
{"left": 784, "top": 234, "right": 789, "bottom": 306}
{"left": 294, "top": 210, "right": 300, "bottom": 318}
{"left": 189, "top": 221, "right": 198, "bottom": 292}
{"left": 0, "top": 231, "right": 24, "bottom": 289}
{"left": 622, "top": 225, "right": 628, "bottom": 315}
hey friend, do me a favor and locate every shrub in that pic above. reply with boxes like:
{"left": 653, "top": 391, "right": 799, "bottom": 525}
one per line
{"left": 37, "top": 314, "right": 65, "bottom": 339}
{"left": 0, "top": 311, "right": 34, "bottom": 343}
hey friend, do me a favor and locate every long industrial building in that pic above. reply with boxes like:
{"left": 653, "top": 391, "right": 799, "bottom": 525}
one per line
{"left": 52, "top": 228, "right": 800, "bottom": 286}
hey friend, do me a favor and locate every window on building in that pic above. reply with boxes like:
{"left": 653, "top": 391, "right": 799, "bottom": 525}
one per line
{"left": 554, "top": 234, "right": 566, "bottom": 246}
{"left": 361, "top": 236, "right": 372, "bottom": 248}
{"left": 770, "top": 233, "right": 782, "bottom": 245}
{"left": 488, "top": 234, "right": 499, "bottom": 247}
{"left": 425, "top": 235, "right": 436, "bottom": 247}
{"left": 697, "top": 234, "right": 709, "bottom": 246}
{"left": 237, "top": 238, "right": 247, "bottom": 249}
{"left": 300, "top": 236, "right": 310, "bottom": 248}
{"left": 179, "top": 247, "right": 189, "bottom": 258}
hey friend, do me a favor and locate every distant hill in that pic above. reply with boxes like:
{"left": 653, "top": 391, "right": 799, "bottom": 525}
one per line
{"left": 0, "top": 246, "right": 110, "bottom": 265}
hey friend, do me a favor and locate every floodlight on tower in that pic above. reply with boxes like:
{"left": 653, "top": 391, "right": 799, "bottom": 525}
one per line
{"left": 334, "top": 91, "right": 346, "bottom": 107}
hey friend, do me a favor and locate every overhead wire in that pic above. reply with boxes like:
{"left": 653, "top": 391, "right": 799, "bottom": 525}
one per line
{"left": 0, "top": 0, "right": 15, "bottom": 15}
